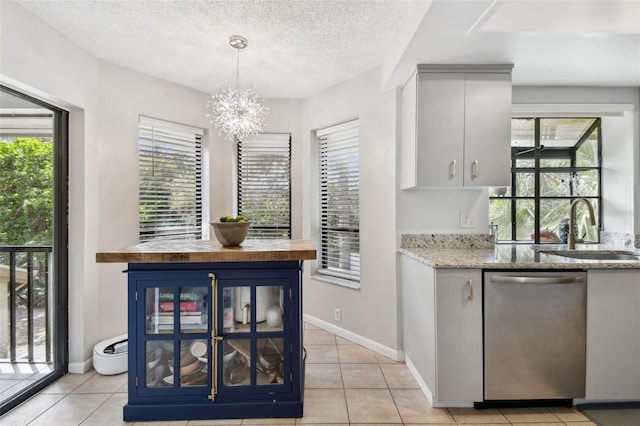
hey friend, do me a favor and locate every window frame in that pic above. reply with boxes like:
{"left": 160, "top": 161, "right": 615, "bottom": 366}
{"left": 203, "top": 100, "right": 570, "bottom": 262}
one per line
{"left": 236, "top": 133, "right": 292, "bottom": 239}
{"left": 490, "top": 117, "right": 602, "bottom": 244}
{"left": 138, "top": 116, "right": 204, "bottom": 242}
{"left": 317, "top": 120, "right": 360, "bottom": 284}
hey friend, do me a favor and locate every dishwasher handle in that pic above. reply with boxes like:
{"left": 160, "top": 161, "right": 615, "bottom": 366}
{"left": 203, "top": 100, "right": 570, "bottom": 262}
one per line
{"left": 489, "top": 275, "right": 584, "bottom": 285}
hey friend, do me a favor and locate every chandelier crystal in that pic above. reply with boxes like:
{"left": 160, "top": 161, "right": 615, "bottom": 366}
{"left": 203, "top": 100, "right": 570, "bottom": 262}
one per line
{"left": 207, "top": 36, "right": 268, "bottom": 141}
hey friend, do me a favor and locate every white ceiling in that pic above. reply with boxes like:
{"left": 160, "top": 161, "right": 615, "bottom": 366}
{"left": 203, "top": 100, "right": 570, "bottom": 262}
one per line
{"left": 15, "top": 0, "right": 640, "bottom": 99}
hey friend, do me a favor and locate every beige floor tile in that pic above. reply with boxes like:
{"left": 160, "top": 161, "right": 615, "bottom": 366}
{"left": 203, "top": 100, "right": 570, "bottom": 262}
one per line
{"left": 0, "top": 393, "right": 66, "bottom": 426}
{"left": 548, "top": 407, "right": 589, "bottom": 422}
{"left": 380, "top": 363, "right": 419, "bottom": 389}
{"left": 558, "top": 422, "right": 596, "bottom": 425}
{"left": 29, "top": 393, "right": 112, "bottom": 425}
{"left": 74, "top": 372, "right": 128, "bottom": 394}
{"left": 241, "top": 418, "right": 295, "bottom": 424}
{"left": 499, "top": 407, "right": 560, "bottom": 423}
{"left": 303, "top": 330, "right": 336, "bottom": 345}
{"left": 336, "top": 344, "right": 377, "bottom": 364}
{"left": 304, "top": 345, "right": 339, "bottom": 364}
{"left": 304, "top": 323, "right": 321, "bottom": 331}
{"left": 132, "top": 421, "right": 188, "bottom": 425}
{"left": 509, "top": 423, "right": 565, "bottom": 426}
{"left": 80, "top": 392, "right": 132, "bottom": 425}
{"left": 344, "top": 388, "right": 402, "bottom": 424}
{"left": 391, "top": 389, "right": 455, "bottom": 424}
{"left": 188, "top": 420, "right": 241, "bottom": 425}
{"left": 295, "top": 424, "right": 348, "bottom": 426}
{"left": 375, "top": 352, "right": 402, "bottom": 364}
{"left": 340, "top": 364, "right": 387, "bottom": 389}
{"left": 296, "top": 389, "right": 348, "bottom": 424}
{"left": 40, "top": 371, "right": 97, "bottom": 394}
{"left": 335, "top": 336, "right": 355, "bottom": 345}
{"left": 304, "top": 363, "right": 343, "bottom": 388}
{"left": 447, "top": 407, "right": 509, "bottom": 424}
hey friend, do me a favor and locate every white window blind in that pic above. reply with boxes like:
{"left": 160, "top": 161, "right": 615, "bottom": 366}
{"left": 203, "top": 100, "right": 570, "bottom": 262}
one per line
{"left": 237, "top": 133, "right": 291, "bottom": 239}
{"left": 318, "top": 120, "right": 360, "bottom": 281}
{"left": 139, "top": 117, "right": 203, "bottom": 241}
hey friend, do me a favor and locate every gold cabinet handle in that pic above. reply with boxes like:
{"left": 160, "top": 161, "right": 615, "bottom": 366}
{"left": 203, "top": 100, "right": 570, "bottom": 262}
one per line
{"left": 208, "top": 273, "right": 219, "bottom": 401}
{"left": 466, "top": 278, "right": 473, "bottom": 301}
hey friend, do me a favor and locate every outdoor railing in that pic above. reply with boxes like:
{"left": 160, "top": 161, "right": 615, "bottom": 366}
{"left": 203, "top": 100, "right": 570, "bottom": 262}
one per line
{"left": 0, "top": 245, "right": 53, "bottom": 364}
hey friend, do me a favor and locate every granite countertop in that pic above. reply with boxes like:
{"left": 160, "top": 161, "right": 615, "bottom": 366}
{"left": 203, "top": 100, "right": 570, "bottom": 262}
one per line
{"left": 96, "top": 239, "right": 317, "bottom": 263}
{"left": 399, "top": 234, "right": 640, "bottom": 270}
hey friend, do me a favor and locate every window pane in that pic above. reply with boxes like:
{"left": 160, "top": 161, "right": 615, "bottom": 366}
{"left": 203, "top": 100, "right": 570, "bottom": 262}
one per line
{"left": 574, "top": 198, "right": 599, "bottom": 242}
{"left": 540, "top": 118, "right": 596, "bottom": 148}
{"left": 576, "top": 132, "right": 599, "bottom": 167}
{"left": 574, "top": 170, "right": 599, "bottom": 197}
{"left": 514, "top": 173, "right": 535, "bottom": 196}
{"left": 489, "top": 187, "right": 510, "bottom": 197}
{"left": 238, "top": 134, "right": 291, "bottom": 239}
{"left": 515, "top": 199, "right": 535, "bottom": 241}
{"left": 511, "top": 118, "right": 534, "bottom": 147}
{"left": 540, "top": 199, "right": 570, "bottom": 242}
{"left": 540, "top": 172, "right": 572, "bottom": 196}
{"left": 489, "top": 199, "right": 512, "bottom": 241}
{"left": 515, "top": 158, "right": 534, "bottom": 168}
{"left": 540, "top": 158, "right": 570, "bottom": 168}
{"left": 319, "top": 120, "right": 360, "bottom": 280}
{"left": 139, "top": 117, "right": 203, "bottom": 241}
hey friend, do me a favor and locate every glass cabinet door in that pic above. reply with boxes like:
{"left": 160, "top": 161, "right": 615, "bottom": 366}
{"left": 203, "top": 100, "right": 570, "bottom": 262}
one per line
{"left": 139, "top": 278, "right": 210, "bottom": 394}
{"left": 216, "top": 280, "right": 290, "bottom": 397}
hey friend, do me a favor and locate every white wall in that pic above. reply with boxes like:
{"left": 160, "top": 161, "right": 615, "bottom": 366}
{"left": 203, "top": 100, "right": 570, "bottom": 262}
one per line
{"left": 301, "top": 69, "right": 399, "bottom": 354}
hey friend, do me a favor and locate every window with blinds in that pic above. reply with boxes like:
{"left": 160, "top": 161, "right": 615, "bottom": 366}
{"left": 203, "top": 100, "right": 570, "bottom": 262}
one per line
{"left": 138, "top": 117, "right": 203, "bottom": 241}
{"left": 237, "top": 133, "right": 291, "bottom": 239}
{"left": 318, "top": 120, "right": 360, "bottom": 281}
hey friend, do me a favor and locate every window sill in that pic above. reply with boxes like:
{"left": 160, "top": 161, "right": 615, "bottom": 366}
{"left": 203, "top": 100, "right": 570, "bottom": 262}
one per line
{"left": 311, "top": 273, "right": 360, "bottom": 290}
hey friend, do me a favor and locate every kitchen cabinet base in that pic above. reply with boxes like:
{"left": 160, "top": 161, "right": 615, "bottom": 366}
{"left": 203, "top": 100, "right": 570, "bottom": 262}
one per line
{"left": 123, "top": 399, "right": 303, "bottom": 421}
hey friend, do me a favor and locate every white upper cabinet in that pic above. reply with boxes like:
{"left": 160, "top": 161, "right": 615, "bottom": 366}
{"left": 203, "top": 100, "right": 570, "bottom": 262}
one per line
{"left": 400, "top": 65, "right": 513, "bottom": 189}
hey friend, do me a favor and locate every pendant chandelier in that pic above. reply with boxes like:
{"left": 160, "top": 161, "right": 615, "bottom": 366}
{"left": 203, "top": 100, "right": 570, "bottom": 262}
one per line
{"left": 207, "top": 35, "right": 268, "bottom": 142}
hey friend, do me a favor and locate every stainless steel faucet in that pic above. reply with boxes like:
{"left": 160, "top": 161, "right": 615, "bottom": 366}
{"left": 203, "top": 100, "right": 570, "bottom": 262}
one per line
{"left": 568, "top": 198, "right": 596, "bottom": 249}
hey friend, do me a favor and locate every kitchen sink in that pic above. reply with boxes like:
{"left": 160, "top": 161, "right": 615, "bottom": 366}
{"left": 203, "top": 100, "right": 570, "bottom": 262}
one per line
{"left": 540, "top": 250, "right": 640, "bottom": 261}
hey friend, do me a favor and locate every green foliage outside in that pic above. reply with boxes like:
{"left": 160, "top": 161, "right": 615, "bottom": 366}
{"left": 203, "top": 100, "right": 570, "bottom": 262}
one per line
{"left": 0, "top": 137, "right": 53, "bottom": 246}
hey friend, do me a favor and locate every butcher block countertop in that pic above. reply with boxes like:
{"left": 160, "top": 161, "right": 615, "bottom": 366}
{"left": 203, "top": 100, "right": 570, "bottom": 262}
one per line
{"left": 96, "top": 239, "right": 317, "bottom": 263}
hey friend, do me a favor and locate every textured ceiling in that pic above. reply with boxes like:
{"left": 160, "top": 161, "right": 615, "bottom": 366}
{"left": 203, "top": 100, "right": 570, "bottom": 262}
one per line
{"left": 14, "top": 0, "right": 640, "bottom": 99}
{"left": 16, "top": 0, "right": 419, "bottom": 99}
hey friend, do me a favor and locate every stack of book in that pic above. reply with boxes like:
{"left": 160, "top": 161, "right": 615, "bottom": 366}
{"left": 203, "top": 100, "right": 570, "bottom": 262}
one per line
{"left": 149, "top": 291, "right": 204, "bottom": 328}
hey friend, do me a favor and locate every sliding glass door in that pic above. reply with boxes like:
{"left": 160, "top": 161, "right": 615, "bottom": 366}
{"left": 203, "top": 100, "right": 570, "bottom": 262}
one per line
{"left": 0, "top": 85, "right": 68, "bottom": 415}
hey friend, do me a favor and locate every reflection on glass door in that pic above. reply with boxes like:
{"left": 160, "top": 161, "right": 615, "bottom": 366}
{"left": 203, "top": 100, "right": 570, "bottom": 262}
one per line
{"left": 0, "top": 85, "right": 68, "bottom": 415}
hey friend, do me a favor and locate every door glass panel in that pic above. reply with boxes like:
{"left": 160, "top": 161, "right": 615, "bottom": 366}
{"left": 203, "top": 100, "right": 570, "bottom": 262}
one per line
{"left": 256, "top": 286, "right": 283, "bottom": 332}
{"left": 146, "top": 287, "right": 174, "bottom": 334}
{"left": 256, "top": 338, "right": 284, "bottom": 385}
{"left": 177, "top": 339, "right": 207, "bottom": 387}
{"left": 232, "top": 286, "right": 252, "bottom": 333}
{"left": 223, "top": 339, "right": 251, "bottom": 386}
{"left": 179, "top": 286, "right": 207, "bottom": 334}
{"left": 146, "top": 340, "right": 173, "bottom": 388}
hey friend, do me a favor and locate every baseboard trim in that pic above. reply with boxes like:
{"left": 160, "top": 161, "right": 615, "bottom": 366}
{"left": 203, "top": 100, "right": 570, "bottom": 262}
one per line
{"left": 68, "top": 357, "right": 93, "bottom": 374}
{"left": 303, "top": 314, "right": 403, "bottom": 362}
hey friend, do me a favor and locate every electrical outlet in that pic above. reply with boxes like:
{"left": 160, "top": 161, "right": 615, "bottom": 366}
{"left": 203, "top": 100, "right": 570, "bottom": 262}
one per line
{"left": 460, "top": 212, "right": 476, "bottom": 228}
{"left": 334, "top": 308, "right": 341, "bottom": 322}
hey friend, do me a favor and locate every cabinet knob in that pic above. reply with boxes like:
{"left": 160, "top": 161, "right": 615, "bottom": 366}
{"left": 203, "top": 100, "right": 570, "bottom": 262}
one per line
{"left": 450, "top": 159, "right": 457, "bottom": 179}
{"left": 466, "top": 278, "right": 473, "bottom": 301}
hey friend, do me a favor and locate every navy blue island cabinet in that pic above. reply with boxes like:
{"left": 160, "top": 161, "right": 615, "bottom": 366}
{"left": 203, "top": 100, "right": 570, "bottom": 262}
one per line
{"left": 96, "top": 240, "right": 316, "bottom": 422}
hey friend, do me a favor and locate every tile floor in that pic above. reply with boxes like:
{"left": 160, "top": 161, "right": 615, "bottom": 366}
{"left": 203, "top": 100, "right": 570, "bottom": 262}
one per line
{"left": 0, "top": 323, "right": 596, "bottom": 425}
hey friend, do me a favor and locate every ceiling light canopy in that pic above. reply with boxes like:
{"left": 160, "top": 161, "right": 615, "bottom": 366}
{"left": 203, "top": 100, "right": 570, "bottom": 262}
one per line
{"left": 207, "top": 35, "right": 268, "bottom": 142}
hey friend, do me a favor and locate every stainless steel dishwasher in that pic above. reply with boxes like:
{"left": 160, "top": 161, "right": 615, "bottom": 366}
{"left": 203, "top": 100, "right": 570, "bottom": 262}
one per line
{"left": 483, "top": 271, "right": 587, "bottom": 401}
